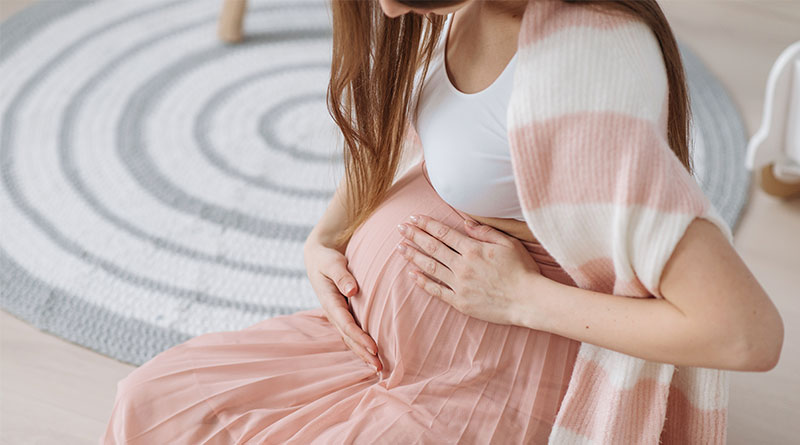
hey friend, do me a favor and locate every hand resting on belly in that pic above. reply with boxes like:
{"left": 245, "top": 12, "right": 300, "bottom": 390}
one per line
{"left": 465, "top": 213, "right": 539, "bottom": 244}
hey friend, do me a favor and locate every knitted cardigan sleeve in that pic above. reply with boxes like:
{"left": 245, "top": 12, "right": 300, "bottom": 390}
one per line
{"left": 505, "top": 1, "right": 733, "bottom": 443}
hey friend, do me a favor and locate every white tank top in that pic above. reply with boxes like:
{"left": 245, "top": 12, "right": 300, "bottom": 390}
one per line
{"left": 414, "top": 12, "right": 524, "bottom": 221}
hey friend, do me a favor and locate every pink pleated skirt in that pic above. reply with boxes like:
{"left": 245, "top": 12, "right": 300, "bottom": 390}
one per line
{"left": 100, "top": 159, "right": 581, "bottom": 444}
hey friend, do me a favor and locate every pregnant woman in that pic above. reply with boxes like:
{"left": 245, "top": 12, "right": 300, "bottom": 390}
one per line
{"left": 101, "top": 0, "right": 783, "bottom": 443}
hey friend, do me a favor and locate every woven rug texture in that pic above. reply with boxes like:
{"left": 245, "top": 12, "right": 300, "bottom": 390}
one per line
{"left": 0, "top": 0, "right": 749, "bottom": 366}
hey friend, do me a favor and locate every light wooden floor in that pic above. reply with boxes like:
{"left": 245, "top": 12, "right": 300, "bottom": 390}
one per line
{"left": 1, "top": 1, "right": 798, "bottom": 444}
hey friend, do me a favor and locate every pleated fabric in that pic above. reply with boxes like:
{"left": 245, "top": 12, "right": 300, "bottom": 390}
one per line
{"left": 100, "top": 159, "right": 581, "bottom": 444}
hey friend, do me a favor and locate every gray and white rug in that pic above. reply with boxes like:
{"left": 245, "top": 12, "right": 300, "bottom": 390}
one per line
{"left": 0, "top": 0, "right": 749, "bottom": 366}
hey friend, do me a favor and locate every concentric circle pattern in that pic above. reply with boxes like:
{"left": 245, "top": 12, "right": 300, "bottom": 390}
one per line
{"left": 0, "top": 0, "right": 749, "bottom": 366}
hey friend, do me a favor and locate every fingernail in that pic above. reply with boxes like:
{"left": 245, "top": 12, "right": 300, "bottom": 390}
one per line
{"left": 409, "top": 215, "right": 418, "bottom": 224}
{"left": 397, "top": 223, "right": 407, "bottom": 235}
{"left": 465, "top": 219, "right": 478, "bottom": 227}
{"left": 345, "top": 284, "right": 355, "bottom": 294}
{"left": 396, "top": 243, "right": 406, "bottom": 254}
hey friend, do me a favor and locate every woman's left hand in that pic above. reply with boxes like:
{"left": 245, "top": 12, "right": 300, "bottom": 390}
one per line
{"left": 395, "top": 214, "right": 546, "bottom": 325}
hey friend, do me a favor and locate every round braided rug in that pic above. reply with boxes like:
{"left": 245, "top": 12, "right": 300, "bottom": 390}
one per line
{"left": 0, "top": 0, "right": 749, "bottom": 366}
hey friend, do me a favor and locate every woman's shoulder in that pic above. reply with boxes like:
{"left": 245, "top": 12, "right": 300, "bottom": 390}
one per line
{"left": 520, "top": 1, "right": 661, "bottom": 65}
{"left": 520, "top": 0, "right": 651, "bottom": 45}
{"left": 512, "top": 0, "right": 667, "bottom": 124}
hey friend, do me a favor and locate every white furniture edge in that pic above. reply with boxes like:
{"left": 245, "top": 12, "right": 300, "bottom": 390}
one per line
{"left": 745, "top": 40, "right": 800, "bottom": 182}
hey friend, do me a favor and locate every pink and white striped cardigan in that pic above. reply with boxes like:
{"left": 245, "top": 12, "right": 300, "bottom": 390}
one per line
{"left": 400, "top": 0, "right": 734, "bottom": 443}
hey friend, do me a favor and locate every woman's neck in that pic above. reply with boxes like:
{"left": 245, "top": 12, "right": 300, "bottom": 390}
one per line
{"left": 481, "top": 0, "right": 528, "bottom": 19}
{"left": 449, "top": 1, "right": 525, "bottom": 59}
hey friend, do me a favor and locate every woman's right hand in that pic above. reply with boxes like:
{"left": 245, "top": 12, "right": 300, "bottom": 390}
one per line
{"left": 303, "top": 236, "right": 382, "bottom": 372}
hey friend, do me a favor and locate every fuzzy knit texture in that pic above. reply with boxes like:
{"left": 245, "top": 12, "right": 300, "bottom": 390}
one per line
{"left": 403, "top": 0, "right": 734, "bottom": 443}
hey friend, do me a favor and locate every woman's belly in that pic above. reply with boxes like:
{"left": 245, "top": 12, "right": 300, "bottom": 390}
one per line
{"left": 343, "top": 159, "right": 580, "bottom": 438}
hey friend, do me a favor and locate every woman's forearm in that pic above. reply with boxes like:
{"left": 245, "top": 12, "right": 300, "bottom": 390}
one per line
{"left": 306, "top": 174, "right": 352, "bottom": 252}
{"left": 311, "top": 143, "right": 420, "bottom": 252}
{"left": 515, "top": 275, "right": 759, "bottom": 371}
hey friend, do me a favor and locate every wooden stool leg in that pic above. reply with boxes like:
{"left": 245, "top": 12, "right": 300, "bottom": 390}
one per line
{"left": 218, "top": 0, "right": 247, "bottom": 43}
{"left": 760, "top": 162, "right": 800, "bottom": 199}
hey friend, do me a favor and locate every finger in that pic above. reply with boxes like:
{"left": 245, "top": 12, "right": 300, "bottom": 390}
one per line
{"left": 313, "top": 275, "right": 377, "bottom": 354}
{"left": 398, "top": 222, "right": 460, "bottom": 270}
{"left": 408, "top": 214, "right": 477, "bottom": 254}
{"left": 397, "top": 242, "right": 455, "bottom": 286}
{"left": 325, "top": 306, "right": 380, "bottom": 367}
{"left": 325, "top": 303, "right": 382, "bottom": 371}
{"left": 328, "top": 303, "right": 378, "bottom": 356}
{"left": 463, "top": 219, "right": 514, "bottom": 246}
{"left": 409, "top": 269, "right": 456, "bottom": 303}
{"left": 340, "top": 330, "right": 383, "bottom": 371}
{"left": 338, "top": 330, "right": 379, "bottom": 370}
{"left": 327, "top": 256, "right": 359, "bottom": 297}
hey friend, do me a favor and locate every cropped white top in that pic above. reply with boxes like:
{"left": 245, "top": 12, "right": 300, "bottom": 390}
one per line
{"left": 414, "top": 12, "right": 524, "bottom": 221}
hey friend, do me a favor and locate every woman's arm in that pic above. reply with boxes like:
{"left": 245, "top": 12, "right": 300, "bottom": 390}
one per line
{"left": 305, "top": 174, "right": 352, "bottom": 252}
{"left": 515, "top": 217, "right": 785, "bottom": 372}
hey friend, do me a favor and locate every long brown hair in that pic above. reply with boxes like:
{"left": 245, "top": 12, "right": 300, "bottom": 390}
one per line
{"left": 327, "top": 0, "right": 693, "bottom": 248}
